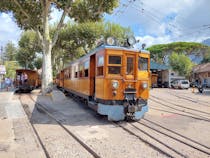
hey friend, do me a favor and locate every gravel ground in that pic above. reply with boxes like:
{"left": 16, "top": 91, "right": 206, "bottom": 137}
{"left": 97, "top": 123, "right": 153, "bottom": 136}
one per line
{"left": 17, "top": 88, "right": 210, "bottom": 158}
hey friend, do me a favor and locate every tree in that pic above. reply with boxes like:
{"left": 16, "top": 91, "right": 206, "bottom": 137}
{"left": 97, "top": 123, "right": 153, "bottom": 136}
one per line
{"left": 169, "top": 52, "right": 194, "bottom": 77}
{"left": 4, "top": 41, "right": 17, "bottom": 61}
{"left": 4, "top": 61, "right": 19, "bottom": 79}
{"left": 53, "top": 21, "right": 133, "bottom": 74}
{"left": 16, "top": 30, "right": 41, "bottom": 69}
{"left": 34, "top": 57, "right": 43, "bottom": 70}
{"left": 0, "top": 0, "right": 119, "bottom": 94}
{"left": 147, "top": 42, "right": 208, "bottom": 63}
{"left": 201, "top": 48, "right": 210, "bottom": 63}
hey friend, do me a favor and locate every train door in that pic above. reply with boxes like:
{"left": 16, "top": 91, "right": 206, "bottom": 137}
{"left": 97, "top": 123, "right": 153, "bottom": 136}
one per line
{"left": 125, "top": 53, "right": 135, "bottom": 80}
{"left": 90, "top": 54, "right": 96, "bottom": 97}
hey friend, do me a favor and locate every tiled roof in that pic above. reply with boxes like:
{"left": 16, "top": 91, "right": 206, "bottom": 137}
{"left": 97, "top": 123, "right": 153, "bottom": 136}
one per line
{"left": 193, "top": 63, "right": 210, "bottom": 73}
{"left": 150, "top": 61, "right": 169, "bottom": 70}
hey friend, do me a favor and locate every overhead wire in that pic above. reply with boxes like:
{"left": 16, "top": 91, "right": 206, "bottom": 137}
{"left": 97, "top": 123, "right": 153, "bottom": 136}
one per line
{"left": 110, "top": 0, "right": 210, "bottom": 41}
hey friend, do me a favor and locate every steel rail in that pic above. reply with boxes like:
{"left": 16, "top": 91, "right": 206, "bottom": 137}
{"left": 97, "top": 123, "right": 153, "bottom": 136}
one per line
{"left": 29, "top": 94, "right": 101, "bottom": 158}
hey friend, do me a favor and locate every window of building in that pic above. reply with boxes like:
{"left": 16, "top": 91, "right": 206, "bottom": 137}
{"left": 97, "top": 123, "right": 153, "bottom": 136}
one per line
{"left": 126, "top": 57, "right": 134, "bottom": 75}
{"left": 138, "top": 57, "right": 148, "bottom": 71}
{"left": 97, "top": 56, "right": 104, "bottom": 76}
{"left": 108, "top": 55, "right": 122, "bottom": 74}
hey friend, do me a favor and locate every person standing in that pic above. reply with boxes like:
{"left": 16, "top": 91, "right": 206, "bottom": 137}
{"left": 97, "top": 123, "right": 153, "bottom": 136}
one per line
{"left": 5, "top": 77, "right": 11, "bottom": 91}
{"left": 24, "top": 73, "right": 28, "bottom": 83}
{"left": 21, "top": 73, "right": 24, "bottom": 84}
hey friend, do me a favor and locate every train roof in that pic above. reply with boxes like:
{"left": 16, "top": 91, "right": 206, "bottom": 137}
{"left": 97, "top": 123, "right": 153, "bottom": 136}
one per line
{"left": 16, "top": 69, "right": 37, "bottom": 73}
{"left": 68, "top": 45, "right": 150, "bottom": 66}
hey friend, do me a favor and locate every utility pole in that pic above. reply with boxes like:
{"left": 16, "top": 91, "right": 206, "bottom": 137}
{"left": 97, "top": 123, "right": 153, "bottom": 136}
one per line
{"left": 0, "top": 46, "right": 3, "bottom": 90}
{"left": 0, "top": 46, "right": 3, "bottom": 65}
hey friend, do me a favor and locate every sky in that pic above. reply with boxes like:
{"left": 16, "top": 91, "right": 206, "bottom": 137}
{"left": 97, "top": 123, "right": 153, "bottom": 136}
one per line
{"left": 0, "top": 0, "right": 210, "bottom": 49}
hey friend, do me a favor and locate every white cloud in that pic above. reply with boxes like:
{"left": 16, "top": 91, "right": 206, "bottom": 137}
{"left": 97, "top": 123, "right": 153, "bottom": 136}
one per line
{"left": 106, "top": 0, "right": 210, "bottom": 46}
{"left": 0, "top": 13, "right": 22, "bottom": 47}
{"left": 135, "top": 35, "right": 171, "bottom": 48}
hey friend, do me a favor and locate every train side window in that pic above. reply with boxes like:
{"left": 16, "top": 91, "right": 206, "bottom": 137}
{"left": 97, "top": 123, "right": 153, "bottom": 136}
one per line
{"left": 84, "top": 61, "right": 89, "bottom": 77}
{"left": 69, "top": 68, "right": 71, "bottom": 79}
{"left": 138, "top": 57, "right": 148, "bottom": 71}
{"left": 126, "top": 57, "right": 134, "bottom": 75}
{"left": 108, "top": 55, "right": 121, "bottom": 74}
{"left": 97, "top": 56, "right": 104, "bottom": 76}
{"left": 79, "top": 65, "right": 83, "bottom": 77}
{"left": 74, "top": 66, "right": 78, "bottom": 78}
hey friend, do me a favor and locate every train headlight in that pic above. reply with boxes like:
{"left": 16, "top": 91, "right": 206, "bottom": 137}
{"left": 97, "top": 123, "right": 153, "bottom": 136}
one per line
{"left": 106, "top": 37, "right": 116, "bottom": 46}
{"left": 127, "top": 36, "right": 136, "bottom": 46}
{"left": 142, "top": 82, "right": 148, "bottom": 89}
{"left": 112, "top": 80, "right": 119, "bottom": 89}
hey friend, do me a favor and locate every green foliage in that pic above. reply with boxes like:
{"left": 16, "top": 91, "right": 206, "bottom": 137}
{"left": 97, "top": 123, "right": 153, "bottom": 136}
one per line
{"left": 169, "top": 52, "right": 194, "bottom": 77}
{"left": 147, "top": 42, "right": 208, "bottom": 63}
{"left": 33, "top": 57, "right": 43, "bottom": 69}
{"left": 16, "top": 30, "right": 41, "bottom": 69}
{"left": 0, "top": 1, "right": 42, "bottom": 30}
{"left": 4, "top": 61, "right": 19, "bottom": 78}
{"left": 201, "top": 48, "right": 210, "bottom": 63}
{"left": 4, "top": 41, "right": 18, "bottom": 61}
{"left": 57, "top": 21, "right": 132, "bottom": 56}
{"left": 69, "top": 0, "right": 119, "bottom": 22}
{"left": 53, "top": 21, "right": 132, "bottom": 73}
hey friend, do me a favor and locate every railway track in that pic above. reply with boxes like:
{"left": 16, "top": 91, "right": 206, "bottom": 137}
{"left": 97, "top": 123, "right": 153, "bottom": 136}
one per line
{"left": 19, "top": 94, "right": 50, "bottom": 158}
{"left": 149, "top": 106, "right": 210, "bottom": 122}
{"left": 150, "top": 98, "right": 210, "bottom": 122}
{"left": 114, "top": 120, "right": 209, "bottom": 158}
{"left": 150, "top": 95, "right": 210, "bottom": 116}
{"left": 19, "top": 94, "right": 101, "bottom": 158}
{"left": 168, "top": 91, "right": 210, "bottom": 107}
{"left": 128, "top": 120, "right": 210, "bottom": 158}
{"left": 114, "top": 122, "right": 176, "bottom": 158}
{"left": 143, "top": 118, "right": 210, "bottom": 150}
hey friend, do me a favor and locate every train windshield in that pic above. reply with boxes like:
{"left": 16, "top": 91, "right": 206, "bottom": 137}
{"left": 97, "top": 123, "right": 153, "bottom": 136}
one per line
{"left": 108, "top": 55, "right": 122, "bottom": 74}
{"left": 138, "top": 57, "right": 148, "bottom": 71}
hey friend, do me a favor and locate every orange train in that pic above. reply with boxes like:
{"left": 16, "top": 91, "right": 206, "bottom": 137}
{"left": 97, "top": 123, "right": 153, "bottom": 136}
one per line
{"left": 14, "top": 69, "right": 41, "bottom": 93}
{"left": 56, "top": 37, "right": 150, "bottom": 121}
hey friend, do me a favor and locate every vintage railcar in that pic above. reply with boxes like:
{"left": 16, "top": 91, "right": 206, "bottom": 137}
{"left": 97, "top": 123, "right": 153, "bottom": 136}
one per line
{"left": 14, "top": 69, "right": 41, "bottom": 93}
{"left": 57, "top": 37, "right": 150, "bottom": 121}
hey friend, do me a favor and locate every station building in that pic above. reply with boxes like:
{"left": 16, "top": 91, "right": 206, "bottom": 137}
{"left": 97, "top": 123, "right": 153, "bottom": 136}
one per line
{"left": 192, "top": 63, "right": 210, "bottom": 86}
{"left": 150, "top": 61, "right": 186, "bottom": 88}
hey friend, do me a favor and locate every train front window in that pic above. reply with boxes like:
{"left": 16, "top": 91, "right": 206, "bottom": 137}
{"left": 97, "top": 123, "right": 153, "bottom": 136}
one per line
{"left": 126, "top": 57, "right": 134, "bottom": 75}
{"left": 108, "top": 55, "right": 122, "bottom": 75}
{"left": 138, "top": 57, "right": 148, "bottom": 71}
{"left": 109, "top": 56, "right": 121, "bottom": 64}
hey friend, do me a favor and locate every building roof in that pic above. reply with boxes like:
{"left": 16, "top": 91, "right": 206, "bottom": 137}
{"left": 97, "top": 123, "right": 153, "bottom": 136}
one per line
{"left": 150, "top": 61, "right": 169, "bottom": 70}
{"left": 193, "top": 63, "right": 210, "bottom": 73}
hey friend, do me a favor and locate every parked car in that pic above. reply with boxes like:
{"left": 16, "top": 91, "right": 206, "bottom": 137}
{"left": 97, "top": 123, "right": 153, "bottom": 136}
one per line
{"left": 171, "top": 80, "right": 190, "bottom": 89}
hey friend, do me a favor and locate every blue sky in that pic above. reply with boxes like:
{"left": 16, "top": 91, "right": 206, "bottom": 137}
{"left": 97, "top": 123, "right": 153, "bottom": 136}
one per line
{"left": 0, "top": 0, "right": 210, "bottom": 49}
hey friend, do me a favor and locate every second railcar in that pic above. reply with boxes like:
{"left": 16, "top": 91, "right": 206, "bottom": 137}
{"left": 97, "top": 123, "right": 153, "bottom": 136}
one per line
{"left": 14, "top": 69, "right": 41, "bottom": 93}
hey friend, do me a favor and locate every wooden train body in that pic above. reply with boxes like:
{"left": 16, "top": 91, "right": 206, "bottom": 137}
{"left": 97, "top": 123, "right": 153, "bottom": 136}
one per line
{"left": 14, "top": 69, "right": 41, "bottom": 93}
{"left": 57, "top": 45, "right": 150, "bottom": 121}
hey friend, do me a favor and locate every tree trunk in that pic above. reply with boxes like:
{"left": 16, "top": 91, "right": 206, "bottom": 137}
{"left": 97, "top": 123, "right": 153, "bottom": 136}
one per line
{"left": 41, "top": 0, "right": 53, "bottom": 94}
{"left": 42, "top": 42, "right": 53, "bottom": 94}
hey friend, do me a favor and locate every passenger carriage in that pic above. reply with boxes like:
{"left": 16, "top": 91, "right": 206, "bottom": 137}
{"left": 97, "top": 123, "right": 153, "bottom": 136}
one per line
{"left": 58, "top": 37, "right": 150, "bottom": 121}
{"left": 14, "top": 69, "right": 41, "bottom": 93}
